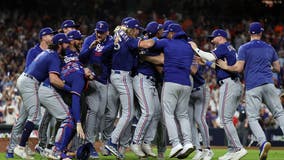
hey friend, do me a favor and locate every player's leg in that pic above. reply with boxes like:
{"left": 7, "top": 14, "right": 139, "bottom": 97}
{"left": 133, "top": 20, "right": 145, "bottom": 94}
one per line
{"left": 131, "top": 74, "right": 156, "bottom": 157}
{"left": 262, "top": 84, "right": 284, "bottom": 133}
{"left": 102, "top": 83, "right": 119, "bottom": 155}
{"left": 6, "top": 103, "right": 28, "bottom": 158}
{"left": 85, "top": 80, "right": 100, "bottom": 144}
{"left": 142, "top": 87, "right": 161, "bottom": 157}
{"left": 105, "top": 72, "right": 134, "bottom": 158}
{"left": 218, "top": 80, "right": 246, "bottom": 160}
{"left": 161, "top": 82, "right": 183, "bottom": 158}
{"left": 38, "top": 84, "right": 73, "bottom": 159}
{"left": 175, "top": 84, "right": 194, "bottom": 159}
{"left": 246, "top": 86, "right": 270, "bottom": 160}
{"left": 94, "top": 81, "right": 108, "bottom": 139}
{"left": 193, "top": 85, "right": 214, "bottom": 160}
{"left": 188, "top": 97, "right": 202, "bottom": 160}
{"left": 14, "top": 75, "right": 41, "bottom": 159}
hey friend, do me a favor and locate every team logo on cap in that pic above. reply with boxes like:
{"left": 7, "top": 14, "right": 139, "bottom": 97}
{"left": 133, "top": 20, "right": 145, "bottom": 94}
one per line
{"left": 99, "top": 23, "right": 104, "bottom": 28}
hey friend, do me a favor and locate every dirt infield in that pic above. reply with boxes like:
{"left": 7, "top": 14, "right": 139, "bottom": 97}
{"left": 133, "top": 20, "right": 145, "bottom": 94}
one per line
{"left": 1, "top": 138, "right": 284, "bottom": 152}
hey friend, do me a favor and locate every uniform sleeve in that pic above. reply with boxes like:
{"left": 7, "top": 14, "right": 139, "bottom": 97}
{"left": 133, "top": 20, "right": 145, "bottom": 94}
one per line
{"left": 126, "top": 38, "right": 140, "bottom": 50}
{"left": 48, "top": 55, "right": 61, "bottom": 75}
{"left": 237, "top": 45, "right": 246, "bottom": 61}
{"left": 70, "top": 72, "right": 85, "bottom": 123}
{"left": 79, "top": 36, "right": 93, "bottom": 64}
{"left": 152, "top": 39, "right": 167, "bottom": 50}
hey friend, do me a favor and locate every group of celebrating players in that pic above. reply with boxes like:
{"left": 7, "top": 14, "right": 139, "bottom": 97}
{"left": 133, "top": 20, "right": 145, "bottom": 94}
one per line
{"left": 5, "top": 16, "right": 284, "bottom": 160}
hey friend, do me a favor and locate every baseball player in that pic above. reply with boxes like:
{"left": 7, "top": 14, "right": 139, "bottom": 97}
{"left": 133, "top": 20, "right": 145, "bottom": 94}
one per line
{"left": 152, "top": 23, "right": 195, "bottom": 159}
{"left": 13, "top": 33, "right": 73, "bottom": 159}
{"left": 217, "top": 22, "right": 284, "bottom": 160}
{"left": 130, "top": 21, "right": 163, "bottom": 158}
{"left": 60, "top": 19, "right": 80, "bottom": 34}
{"left": 142, "top": 23, "right": 195, "bottom": 159}
{"left": 104, "top": 19, "right": 156, "bottom": 158}
{"left": 100, "top": 17, "right": 135, "bottom": 157}
{"left": 36, "top": 30, "right": 85, "bottom": 160}
{"left": 79, "top": 20, "right": 114, "bottom": 159}
{"left": 52, "top": 39, "right": 94, "bottom": 160}
{"left": 6, "top": 27, "right": 55, "bottom": 159}
{"left": 189, "top": 29, "right": 247, "bottom": 160}
{"left": 188, "top": 64, "right": 214, "bottom": 160}
{"left": 36, "top": 19, "right": 81, "bottom": 156}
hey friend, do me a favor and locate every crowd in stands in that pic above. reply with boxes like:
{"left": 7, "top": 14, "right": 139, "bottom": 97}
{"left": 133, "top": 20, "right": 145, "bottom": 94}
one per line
{"left": 1, "top": 7, "right": 284, "bottom": 140}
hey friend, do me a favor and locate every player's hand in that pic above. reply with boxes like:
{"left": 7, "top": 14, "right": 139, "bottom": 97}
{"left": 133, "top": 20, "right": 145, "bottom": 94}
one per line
{"left": 89, "top": 40, "right": 101, "bottom": 49}
{"left": 76, "top": 122, "right": 85, "bottom": 139}
{"left": 217, "top": 58, "right": 228, "bottom": 69}
{"left": 188, "top": 41, "right": 198, "bottom": 50}
{"left": 84, "top": 68, "right": 95, "bottom": 80}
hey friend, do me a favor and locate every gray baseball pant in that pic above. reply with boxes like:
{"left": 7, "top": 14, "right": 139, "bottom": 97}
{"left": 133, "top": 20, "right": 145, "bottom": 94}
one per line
{"left": 246, "top": 83, "right": 284, "bottom": 146}
{"left": 161, "top": 82, "right": 192, "bottom": 147}
{"left": 218, "top": 78, "right": 243, "bottom": 151}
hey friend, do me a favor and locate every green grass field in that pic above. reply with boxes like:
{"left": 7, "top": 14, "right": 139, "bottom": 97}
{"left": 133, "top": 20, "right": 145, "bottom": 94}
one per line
{"left": 1, "top": 148, "right": 284, "bottom": 160}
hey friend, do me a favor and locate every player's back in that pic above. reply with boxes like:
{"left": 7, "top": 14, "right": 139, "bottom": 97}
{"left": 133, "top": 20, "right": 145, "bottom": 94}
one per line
{"left": 238, "top": 40, "right": 278, "bottom": 90}
{"left": 26, "top": 49, "right": 61, "bottom": 82}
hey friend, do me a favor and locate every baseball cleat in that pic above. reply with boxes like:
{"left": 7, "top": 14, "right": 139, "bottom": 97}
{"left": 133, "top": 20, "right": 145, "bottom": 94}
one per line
{"left": 130, "top": 143, "right": 146, "bottom": 157}
{"left": 14, "top": 145, "right": 34, "bottom": 160}
{"left": 176, "top": 143, "right": 195, "bottom": 159}
{"left": 259, "top": 141, "right": 271, "bottom": 160}
{"left": 169, "top": 143, "right": 183, "bottom": 158}
{"left": 141, "top": 143, "right": 156, "bottom": 157}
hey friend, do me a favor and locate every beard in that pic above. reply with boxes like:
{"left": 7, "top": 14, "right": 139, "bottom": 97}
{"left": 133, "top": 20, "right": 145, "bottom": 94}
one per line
{"left": 58, "top": 47, "right": 67, "bottom": 60}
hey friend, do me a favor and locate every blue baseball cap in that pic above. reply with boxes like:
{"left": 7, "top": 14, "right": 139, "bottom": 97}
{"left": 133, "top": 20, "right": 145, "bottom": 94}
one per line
{"left": 167, "top": 23, "right": 187, "bottom": 38}
{"left": 145, "top": 21, "right": 163, "bottom": 37}
{"left": 121, "top": 17, "right": 135, "bottom": 25}
{"left": 61, "top": 20, "right": 80, "bottom": 29}
{"left": 125, "top": 19, "right": 144, "bottom": 30}
{"left": 168, "top": 23, "right": 183, "bottom": 32}
{"left": 67, "top": 30, "right": 82, "bottom": 40}
{"left": 39, "top": 27, "right": 56, "bottom": 39}
{"left": 95, "top": 21, "right": 109, "bottom": 33}
{"left": 208, "top": 29, "right": 228, "bottom": 39}
{"left": 162, "top": 20, "right": 174, "bottom": 38}
{"left": 52, "top": 33, "right": 70, "bottom": 45}
{"left": 249, "top": 22, "right": 264, "bottom": 34}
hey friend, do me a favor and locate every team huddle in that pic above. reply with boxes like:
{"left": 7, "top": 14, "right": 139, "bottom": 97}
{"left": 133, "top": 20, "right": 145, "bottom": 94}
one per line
{"left": 5, "top": 17, "right": 284, "bottom": 160}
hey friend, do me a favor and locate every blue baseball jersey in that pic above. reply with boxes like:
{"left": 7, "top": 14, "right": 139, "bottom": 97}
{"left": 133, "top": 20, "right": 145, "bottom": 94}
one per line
{"left": 238, "top": 40, "right": 278, "bottom": 90}
{"left": 24, "top": 43, "right": 43, "bottom": 72}
{"left": 112, "top": 31, "right": 140, "bottom": 71}
{"left": 137, "top": 37, "right": 161, "bottom": 77}
{"left": 65, "top": 49, "right": 79, "bottom": 63}
{"left": 26, "top": 49, "right": 61, "bottom": 82}
{"left": 79, "top": 34, "right": 114, "bottom": 84}
{"left": 61, "top": 61, "right": 85, "bottom": 123}
{"left": 154, "top": 38, "right": 193, "bottom": 86}
{"left": 212, "top": 42, "right": 239, "bottom": 81}
{"left": 192, "top": 65, "right": 205, "bottom": 88}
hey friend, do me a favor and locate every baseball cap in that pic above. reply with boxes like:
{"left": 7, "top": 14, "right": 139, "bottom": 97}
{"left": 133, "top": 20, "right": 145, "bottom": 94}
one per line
{"left": 61, "top": 20, "right": 80, "bottom": 29}
{"left": 249, "top": 22, "right": 264, "bottom": 34}
{"left": 208, "top": 29, "right": 228, "bottom": 39}
{"left": 121, "top": 17, "right": 135, "bottom": 25}
{"left": 168, "top": 23, "right": 187, "bottom": 38}
{"left": 145, "top": 21, "right": 163, "bottom": 37}
{"left": 39, "top": 27, "right": 56, "bottom": 39}
{"left": 162, "top": 20, "right": 174, "bottom": 38}
{"left": 168, "top": 23, "right": 183, "bottom": 33}
{"left": 125, "top": 19, "right": 144, "bottom": 30}
{"left": 95, "top": 21, "right": 109, "bottom": 33}
{"left": 67, "top": 30, "right": 82, "bottom": 40}
{"left": 52, "top": 33, "right": 70, "bottom": 45}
